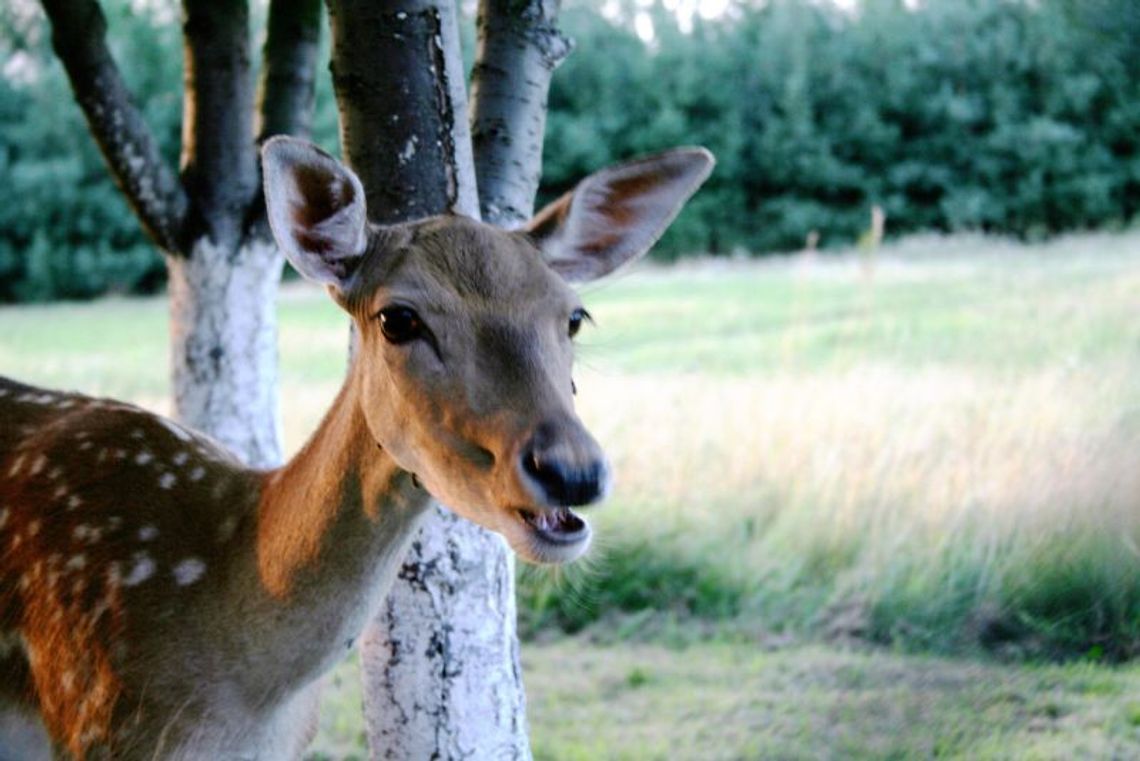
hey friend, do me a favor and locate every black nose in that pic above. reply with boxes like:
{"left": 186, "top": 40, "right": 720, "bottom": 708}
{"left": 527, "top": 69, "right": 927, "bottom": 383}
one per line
{"left": 521, "top": 426, "right": 607, "bottom": 507}
{"left": 523, "top": 451, "right": 605, "bottom": 507}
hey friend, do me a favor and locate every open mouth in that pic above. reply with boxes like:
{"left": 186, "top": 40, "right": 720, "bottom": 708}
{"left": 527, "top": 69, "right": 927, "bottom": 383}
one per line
{"left": 516, "top": 506, "right": 590, "bottom": 546}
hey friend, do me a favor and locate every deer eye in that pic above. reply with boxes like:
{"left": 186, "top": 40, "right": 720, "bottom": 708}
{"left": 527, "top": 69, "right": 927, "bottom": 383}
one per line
{"left": 568, "top": 308, "right": 591, "bottom": 339}
{"left": 378, "top": 306, "right": 423, "bottom": 344}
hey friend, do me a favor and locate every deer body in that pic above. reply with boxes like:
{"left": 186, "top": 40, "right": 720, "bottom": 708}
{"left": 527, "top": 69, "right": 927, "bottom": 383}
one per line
{"left": 0, "top": 139, "right": 712, "bottom": 759}
{"left": 0, "top": 373, "right": 428, "bottom": 758}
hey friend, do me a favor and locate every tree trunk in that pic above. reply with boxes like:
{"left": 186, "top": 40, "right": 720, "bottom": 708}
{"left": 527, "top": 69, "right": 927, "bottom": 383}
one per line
{"left": 325, "top": 1, "right": 530, "bottom": 756}
{"left": 40, "top": 0, "right": 321, "bottom": 469}
{"left": 470, "top": 0, "right": 571, "bottom": 227}
{"left": 167, "top": 239, "right": 285, "bottom": 468}
{"left": 360, "top": 510, "right": 529, "bottom": 758}
{"left": 167, "top": 0, "right": 287, "bottom": 468}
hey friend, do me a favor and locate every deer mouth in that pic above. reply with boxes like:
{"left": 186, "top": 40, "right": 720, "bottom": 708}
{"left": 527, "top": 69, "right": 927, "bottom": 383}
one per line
{"left": 516, "top": 506, "right": 590, "bottom": 546}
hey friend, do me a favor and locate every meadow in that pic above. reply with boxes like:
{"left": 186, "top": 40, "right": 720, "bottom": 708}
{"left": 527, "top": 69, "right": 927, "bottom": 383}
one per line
{"left": 2, "top": 231, "right": 1139, "bottom": 757}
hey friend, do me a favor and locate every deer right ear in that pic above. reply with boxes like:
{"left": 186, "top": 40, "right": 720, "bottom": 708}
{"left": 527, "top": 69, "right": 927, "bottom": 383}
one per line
{"left": 262, "top": 137, "right": 368, "bottom": 289}
{"left": 526, "top": 148, "right": 715, "bottom": 284}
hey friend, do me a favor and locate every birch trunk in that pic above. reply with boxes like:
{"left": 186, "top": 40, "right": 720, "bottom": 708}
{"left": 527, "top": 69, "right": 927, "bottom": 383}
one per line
{"left": 325, "top": 0, "right": 529, "bottom": 756}
{"left": 167, "top": 239, "right": 285, "bottom": 468}
{"left": 470, "top": 0, "right": 571, "bottom": 227}
{"left": 40, "top": 0, "right": 320, "bottom": 470}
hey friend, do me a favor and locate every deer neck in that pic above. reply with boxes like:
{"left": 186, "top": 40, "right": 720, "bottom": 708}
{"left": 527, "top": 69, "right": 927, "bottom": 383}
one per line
{"left": 253, "top": 369, "right": 430, "bottom": 634}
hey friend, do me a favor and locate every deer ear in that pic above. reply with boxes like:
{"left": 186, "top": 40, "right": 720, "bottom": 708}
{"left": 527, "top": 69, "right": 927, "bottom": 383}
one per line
{"left": 262, "top": 137, "right": 368, "bottom": 289}
{"left": 526, "top": 148, "right": 714, "bottom": 283}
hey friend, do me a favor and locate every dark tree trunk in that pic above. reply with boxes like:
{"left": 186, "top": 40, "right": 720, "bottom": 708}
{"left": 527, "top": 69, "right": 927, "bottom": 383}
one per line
{"left": 39, "top": 0, "right": 321, "bottom": 469}
{"left": 41, "top": 0, "right": 187, "bottom": 251}
{"left": 169, "top": 0, "right": 286, "bottom": 467}
{"left": 325, "top": 1, "right": 572, "bottom": 756}
{"left": 325, "top": 1, "right": 530, "bottom": 756}
{"left": 328, "top": 0, "right": 479, "bottom": 223}
{"left": 256, "top": 0, "right": 323, "bottom": 144}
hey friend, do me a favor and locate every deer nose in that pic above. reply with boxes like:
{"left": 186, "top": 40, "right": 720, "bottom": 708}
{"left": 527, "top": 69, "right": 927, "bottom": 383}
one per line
{"left": 520, "top": 423, "right": 609, "bottom": 507}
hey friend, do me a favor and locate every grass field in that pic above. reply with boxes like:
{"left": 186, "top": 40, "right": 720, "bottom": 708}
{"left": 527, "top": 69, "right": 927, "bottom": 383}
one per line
{"left": 2, "top": 231, "right": 1139, "bottom": 757}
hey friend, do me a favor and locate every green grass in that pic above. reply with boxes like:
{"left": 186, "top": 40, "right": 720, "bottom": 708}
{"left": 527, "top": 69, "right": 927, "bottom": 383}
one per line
{"left": 518, "top": 639, "right": 1140, "bottom": 760}
{"left": 309, "top": 639, "right": 1140, "bottom": 760}
{"left": 4, "top": 231, "right": 1140, "bottom": 756}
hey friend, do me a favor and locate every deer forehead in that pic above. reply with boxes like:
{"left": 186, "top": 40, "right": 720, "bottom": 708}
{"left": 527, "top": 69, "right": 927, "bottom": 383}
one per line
{"left": 353, "top": 216, "right": 575, "bottom": 316}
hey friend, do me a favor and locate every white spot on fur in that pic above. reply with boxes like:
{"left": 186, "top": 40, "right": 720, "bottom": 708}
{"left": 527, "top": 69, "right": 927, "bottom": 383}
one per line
{"left": 123, "top": 554, "right": 155, "bottom": 586}
{"left": 115, "top": 449, "right": 127, "bottom": 460}
{"left": 106, "top": 561, "right": 122, "bottom": 587}
{"left": 47, "top": 466, "right": 62, "bottom": 480}
{"left": 8, "top": 454, "right": 25, "bottom": 477}
{"left": 67, "top": 495, "right": 82, "bottom": 510}
{"left": 172, "top": 557, "right": 206, "bottom": 586}
{"left": 79, "top": 441, "right": 93, "bottom": 451}
{"left": 135, "top": 451, "right": 154, "bottom": 465}
{"left": 30, "top": 455, "right": 46, "bottom": 476}
{"left": 138, "top": 525, "right": 158, "bottom": 541}
{"left": 0, "top": 508, "right": 7, "bottom": 529}
{"left": 217, "top": 515, "right": 238, "bottom": 543}
{"left": 66, "top": 554, "right": 86, "bottom": 570}
{"left": 130, "top": 429, "right": 145, "bottom": 440}
{"left": 52, "top": 485, "right": 68, "bottom": 500}
{"left": 159, "top": 472, "right": 177, "bottom": 490}
{"left": 172, "top": 451, "right": 190, "bottom": 467}
{"left": 72, "top": 524, "right": 101, "bottom": 543}
{"left": 27, "top": 520, "right": 40, "bottom": 536}
{"left": 189, "top": 466, "right": 206, "bottom": 482}
{"left": 56, "top": 399, "right": 76, "bottom": 410}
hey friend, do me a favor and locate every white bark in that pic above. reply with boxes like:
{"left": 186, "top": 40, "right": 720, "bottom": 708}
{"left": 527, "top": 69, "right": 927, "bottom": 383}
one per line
{"left": 362, "top": 509, "right": 528, "bottom": 759}
{"left": 167, "top": 239, "right": 285, "bottom": 468}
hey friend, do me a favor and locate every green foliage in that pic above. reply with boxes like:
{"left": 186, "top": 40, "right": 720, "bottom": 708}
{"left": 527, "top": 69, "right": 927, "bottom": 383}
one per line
{"left": 542, "top": 0, "right": 1140, "bottom": 255}
{"left": 3, "top": 0, "right": 1140, "bottom": 295}
{"left": 0, "top": 2, "right": 175, "bottom": 302}
{"left": 517, "top": 537, "right": 747, "bottom": 636}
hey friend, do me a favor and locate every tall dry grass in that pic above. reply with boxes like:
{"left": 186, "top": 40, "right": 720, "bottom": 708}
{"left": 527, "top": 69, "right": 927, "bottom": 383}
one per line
{"left": 523, "top": 232, "right": 1140, "bottom": 657}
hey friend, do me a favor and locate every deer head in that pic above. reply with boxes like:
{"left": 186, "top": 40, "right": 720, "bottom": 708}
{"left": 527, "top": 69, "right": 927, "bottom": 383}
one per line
{"left": 262, "top": 137, "right": 713, "bottom": 563}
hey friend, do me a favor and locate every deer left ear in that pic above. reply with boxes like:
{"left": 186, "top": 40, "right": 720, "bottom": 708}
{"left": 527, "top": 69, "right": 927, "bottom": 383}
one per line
{"left": 526, "top": 148, "right": 715, "bottom": 284}
{"left": 262, "top": 136, "right": 368, "bottom": 290}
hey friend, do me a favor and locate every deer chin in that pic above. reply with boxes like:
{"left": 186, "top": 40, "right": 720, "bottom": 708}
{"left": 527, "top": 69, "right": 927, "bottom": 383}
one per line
{"left": 505, "top": 506, "right": 592, "bottom": 564}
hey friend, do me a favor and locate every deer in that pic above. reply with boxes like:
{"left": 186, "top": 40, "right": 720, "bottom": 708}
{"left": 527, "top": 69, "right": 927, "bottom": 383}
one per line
{"left": 0, "top": 137, "right": 713, "bottom": 760}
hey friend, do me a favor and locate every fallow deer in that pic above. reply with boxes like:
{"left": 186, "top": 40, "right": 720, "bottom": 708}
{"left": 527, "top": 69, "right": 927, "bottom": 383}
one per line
{"left": 0, "top": 137, "right": 713, "bottom": 759}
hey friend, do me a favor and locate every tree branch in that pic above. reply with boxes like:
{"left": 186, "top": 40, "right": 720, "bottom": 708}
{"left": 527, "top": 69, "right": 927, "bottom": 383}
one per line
{"left": 40, "top": 0, "right": 188, "bottom": 252}
{"left": 469, "top": 0, "right": 571, "bottom": 227}
{"left": 256, "top": 0, "right": 322, "bottom": 143}
{"left": 180, "top": 0, "right": 259, "bottom": 248}
{"left": 326, "top": 0, "right": 479, "bottom": 222}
